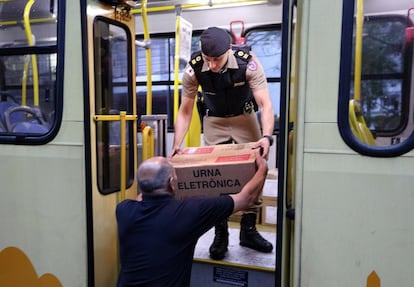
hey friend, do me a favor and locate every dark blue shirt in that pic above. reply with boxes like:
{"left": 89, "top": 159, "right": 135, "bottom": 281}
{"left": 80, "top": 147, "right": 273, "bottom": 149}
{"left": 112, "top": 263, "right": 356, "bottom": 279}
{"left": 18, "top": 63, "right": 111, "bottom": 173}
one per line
{"left": 116, "top": 194, "right": 234, "bottom": 287}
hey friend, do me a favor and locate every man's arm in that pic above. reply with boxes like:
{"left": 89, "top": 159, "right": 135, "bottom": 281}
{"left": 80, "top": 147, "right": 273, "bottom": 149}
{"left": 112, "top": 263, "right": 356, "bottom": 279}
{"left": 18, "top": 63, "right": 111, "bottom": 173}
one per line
{"left": 230, "top": 150, "right": 268, "bottom": 213}
{"left": 254, "top": 87, "right": 274, "bottom": 136}
{"left": 170, "top": 64, "right": 199, "bottom": 158}
{"left": 247, "top": 54, "right": 275, "bottom": 159}
{"left": 252, "top": 87, "right": 275, "bottom": 159}
{"left": 170, "top": 96, "right": 195, "bottom": 157}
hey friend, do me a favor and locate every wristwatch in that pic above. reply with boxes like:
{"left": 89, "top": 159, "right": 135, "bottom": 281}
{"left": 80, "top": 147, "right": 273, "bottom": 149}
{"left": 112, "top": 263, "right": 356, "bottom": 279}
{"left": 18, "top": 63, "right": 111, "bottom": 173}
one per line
{"left": 263, "top": 135, "right": 273, "bottom": 146}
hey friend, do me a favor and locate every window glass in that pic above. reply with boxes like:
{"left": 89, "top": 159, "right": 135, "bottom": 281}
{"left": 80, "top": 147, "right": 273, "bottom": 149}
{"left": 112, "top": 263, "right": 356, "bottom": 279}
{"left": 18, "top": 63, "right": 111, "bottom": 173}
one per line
{"left": 94, "top": 18, "right": 134, "bottom": 194}
{"left": 135, "top": 26, "right": 282, "bottom": 131}
{"left": 246, "top": 29, "right": 282, "bottom": 78}
{"left": 338, "top": 1, "right": 414, "bottom": 156}
{"left": 246, "top": 27, "right": 282, "bottom": 119}
{"left": 351, "top": 16, "right": 408, "bottom": 137}
{"left": 0, "top": 0, "right": 60, "bottom": 141}
{"left": 137, "top": 38, "right": 171, "bottom": 82}
{"left": 136, "top": 36, "right": 177, "bottom": 129}
{"left": 137, "top": 85, "right": 173, "bottom": 116}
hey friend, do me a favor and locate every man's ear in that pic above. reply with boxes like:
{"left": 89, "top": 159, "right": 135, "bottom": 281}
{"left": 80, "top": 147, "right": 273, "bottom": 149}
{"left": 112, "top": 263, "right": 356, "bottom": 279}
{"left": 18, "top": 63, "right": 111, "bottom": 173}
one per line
{"left": 168, "top": 176, "right": 176, "bottom": 195}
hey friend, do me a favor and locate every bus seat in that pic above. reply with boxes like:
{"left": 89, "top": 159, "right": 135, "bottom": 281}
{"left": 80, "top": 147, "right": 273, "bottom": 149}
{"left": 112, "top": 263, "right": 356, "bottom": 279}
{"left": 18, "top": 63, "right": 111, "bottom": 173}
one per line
{"left": 12, "top": 122, "right": 49, "bottom": 134}
{"left": 4, "top": 105, "right": 49, "bottom": 134}
{"left": 0, "top": 101, "right": 19, "bottom": 128}
{"left": 349, "top": 99, "right": 376, "bottom": 146}
{"left": 0, "top": 120, "right": 6, "bottom": 132}
{"left": 0, "top": 101, "right": 18, "bottom": 114}
{"left": 13, "top": 120, "right": 49, "bottom": 135}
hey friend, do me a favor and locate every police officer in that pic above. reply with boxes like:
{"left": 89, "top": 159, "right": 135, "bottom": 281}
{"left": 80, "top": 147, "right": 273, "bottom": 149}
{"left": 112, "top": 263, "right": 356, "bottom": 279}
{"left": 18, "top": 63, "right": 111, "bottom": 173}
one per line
{"left": 171, "top": 27, "right": 274, "bottom": 260}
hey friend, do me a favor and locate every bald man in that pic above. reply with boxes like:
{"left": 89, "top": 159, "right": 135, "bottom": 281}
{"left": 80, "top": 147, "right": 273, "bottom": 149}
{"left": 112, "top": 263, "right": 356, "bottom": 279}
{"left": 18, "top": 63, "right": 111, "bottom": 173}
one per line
{"left": 116, "top": 150, "right": 268, "bottom": 287}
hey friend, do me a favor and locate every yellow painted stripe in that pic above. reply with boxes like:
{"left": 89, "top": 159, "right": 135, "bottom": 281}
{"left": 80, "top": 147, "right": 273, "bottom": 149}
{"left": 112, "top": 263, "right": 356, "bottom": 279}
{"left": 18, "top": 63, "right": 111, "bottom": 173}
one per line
{"left": 193, "top": 257, "right": 275, "bottom": 273}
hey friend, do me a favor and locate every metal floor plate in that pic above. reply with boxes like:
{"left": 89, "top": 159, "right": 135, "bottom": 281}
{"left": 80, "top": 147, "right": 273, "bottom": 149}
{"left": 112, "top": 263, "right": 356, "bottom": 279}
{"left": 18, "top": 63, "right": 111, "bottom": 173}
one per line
{"left": 194, "top": 224, "right": 276, "bottom": 270}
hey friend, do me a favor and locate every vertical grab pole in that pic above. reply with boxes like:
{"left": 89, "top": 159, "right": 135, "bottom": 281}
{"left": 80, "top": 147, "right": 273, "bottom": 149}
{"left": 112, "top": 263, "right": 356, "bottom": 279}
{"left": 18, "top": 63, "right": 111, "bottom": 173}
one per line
{"left": 173, "top": 5, "right": 182, "bottom": 122}
{"left": 23, "top": 0, "right": 40, "bottom": 106}
{"left": 119, "top": 111, "right": 127, "bottom": 201}
{"left": 141, "top": 0, "right": 153, "bottom": 115}
{"left": 142, "top": 125, "right": 154, "bottom": 161}
{"left": 94, "top": 114, "right": 137, "bottom": 202}
{"left": 354, "top": 0, "right": 364, "bottom": 102}
{"left": 173, "top": 9, "right": 200, "bottom": 147}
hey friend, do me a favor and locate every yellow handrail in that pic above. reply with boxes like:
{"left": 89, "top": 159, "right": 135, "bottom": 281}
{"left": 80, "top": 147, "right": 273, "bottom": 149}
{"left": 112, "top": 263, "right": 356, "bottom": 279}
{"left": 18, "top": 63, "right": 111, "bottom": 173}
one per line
{"left": 131, "top": 0, "right": 267, "bottom": 14}
{"left": 120, "top": 112, "right": 127, "bottom": 201}
{"left": 0, "top": 17, "right": 56, "bottom": 27}
{"left": 349, "top": 100, "right": 375, "bottom": 146}
{"left": 142, "top": 125, "right": 154, "bottom": 161}
{"left": 354, "top": 0, "right": 364, "bottom": 101}
{"left": 173, "top": 12, "right": 201, "bottom": 147}
{"left": 94, "top": 113, "right": 138, "bottom": 201}
{"left": 348, "top": 0, "right": 375, "bottom": 145}
{"left": 173, "top": 10, "right": 181, "bottom": 122}
{"left": 23, "top": 0, "right": 39, "bottom": 106}
{"left": 141, "top": 0, "right": 153, "bottom": 115}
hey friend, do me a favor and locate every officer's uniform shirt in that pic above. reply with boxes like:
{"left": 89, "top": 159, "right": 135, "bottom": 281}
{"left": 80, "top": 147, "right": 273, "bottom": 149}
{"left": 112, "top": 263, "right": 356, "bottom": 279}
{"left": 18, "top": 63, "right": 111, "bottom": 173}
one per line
{"left": 182, "top": 49, "right": 268, "bottom": 100}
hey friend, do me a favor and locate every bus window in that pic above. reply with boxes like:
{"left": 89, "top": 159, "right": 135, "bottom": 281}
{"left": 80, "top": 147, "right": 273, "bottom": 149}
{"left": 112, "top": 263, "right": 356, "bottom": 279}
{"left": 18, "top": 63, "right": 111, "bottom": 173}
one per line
{"left": 136, "top": 27, "right": 282, "bottom": 132}
{"left": 135, "top": 35, "right": 196, "bottom": 129}
{"left": 94, "top": 17, "right": 135, "bottom": 194}
{"left": 0, "top": 0, "right": 62, "bottom": 143}
{"left": 338, "top": 1, "right": 414, "bottom": 156}
{"left": 246, "top": 25, "right": 282, "bottom": 121}
{"left": 136, "top": 37, "right": 175, "bottom": 127}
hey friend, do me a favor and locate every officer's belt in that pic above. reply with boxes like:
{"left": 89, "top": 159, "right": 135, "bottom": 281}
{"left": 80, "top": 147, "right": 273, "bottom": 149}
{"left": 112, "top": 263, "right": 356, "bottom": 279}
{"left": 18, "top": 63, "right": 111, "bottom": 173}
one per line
{"left": 206, "top": 110, "right": 243, "bottom": 117}
{"left": 205, "top": 101, "right": 253, "bottom": 118}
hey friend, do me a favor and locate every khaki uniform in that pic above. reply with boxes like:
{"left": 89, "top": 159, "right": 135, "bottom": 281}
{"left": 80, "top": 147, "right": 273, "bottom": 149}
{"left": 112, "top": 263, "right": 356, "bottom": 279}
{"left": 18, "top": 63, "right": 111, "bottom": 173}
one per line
{"left": 182, "top": 49, "right": 268, "bottom": 146}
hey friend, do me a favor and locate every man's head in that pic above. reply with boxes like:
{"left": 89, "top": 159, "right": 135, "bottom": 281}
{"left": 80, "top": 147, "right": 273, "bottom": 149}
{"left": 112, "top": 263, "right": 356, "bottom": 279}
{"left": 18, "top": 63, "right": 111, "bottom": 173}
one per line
{"left": 200, "top": 27, "right": 231, "bottom": 73}
{"left": 137, "top": 157, "right": 177, "bottom": 195}
{"left": 200, "top": 27, "right": 231, "bottom": 57}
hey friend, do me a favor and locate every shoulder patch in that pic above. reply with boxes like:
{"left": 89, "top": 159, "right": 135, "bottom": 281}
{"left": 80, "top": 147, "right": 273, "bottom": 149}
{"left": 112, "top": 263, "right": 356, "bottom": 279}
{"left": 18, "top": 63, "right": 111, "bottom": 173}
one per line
{"left": 185, "top": 66, "right": 194, "bottom": 77}
{"left": 190, "top": 54, "right": 203, "bottom": 68}
{"left": 234, "top": 49, "right": 252, "bottom": 62}
{"left": 247, "top": 60, "right": 257, "bottom": 71}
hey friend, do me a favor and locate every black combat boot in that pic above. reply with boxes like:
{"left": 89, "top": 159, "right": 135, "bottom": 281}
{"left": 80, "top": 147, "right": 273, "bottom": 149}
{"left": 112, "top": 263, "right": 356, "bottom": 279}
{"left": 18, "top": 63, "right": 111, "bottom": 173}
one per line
{"left": 209, "top": 219, "right": 229, "bottom": 260}
{"left": 240, "top": 213, "right": 273, "bottom": 253}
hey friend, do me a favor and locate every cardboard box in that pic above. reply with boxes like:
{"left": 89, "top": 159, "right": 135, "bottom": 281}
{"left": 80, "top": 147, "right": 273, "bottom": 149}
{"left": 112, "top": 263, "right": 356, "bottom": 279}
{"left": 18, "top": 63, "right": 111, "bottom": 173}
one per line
{"left": 261, "top": 178, "right": 278, "bottom": 226}
{"left": 262, "top": 178, "right": 278, "bottom": 203}
{"left": 261, "top": 204, "right": 277, "bottom": 226}
{"left": 171, "top": 143, "right": 257, "bottom": 200}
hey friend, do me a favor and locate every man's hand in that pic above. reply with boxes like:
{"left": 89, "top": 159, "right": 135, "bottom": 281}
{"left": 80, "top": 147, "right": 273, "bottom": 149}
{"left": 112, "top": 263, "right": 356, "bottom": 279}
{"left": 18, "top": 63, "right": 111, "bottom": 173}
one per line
{"left": 254, "top": 148, "right": 268, "bottom": 174}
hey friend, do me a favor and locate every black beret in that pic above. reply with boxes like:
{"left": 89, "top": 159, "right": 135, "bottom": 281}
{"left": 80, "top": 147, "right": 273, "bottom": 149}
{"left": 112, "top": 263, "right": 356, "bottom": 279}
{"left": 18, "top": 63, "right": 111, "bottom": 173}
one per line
{"left": 200, "top": 27, "right": 231, "bottom": 57}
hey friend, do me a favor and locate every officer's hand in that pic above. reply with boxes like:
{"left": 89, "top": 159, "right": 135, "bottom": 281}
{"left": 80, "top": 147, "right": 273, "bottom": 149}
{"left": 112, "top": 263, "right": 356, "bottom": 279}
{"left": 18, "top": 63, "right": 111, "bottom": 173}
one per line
{"left": 252, "top": 137, "right": 271, "bottom": 160}
{"left": 169, "top": 147, "right": 182, "bottom": 158}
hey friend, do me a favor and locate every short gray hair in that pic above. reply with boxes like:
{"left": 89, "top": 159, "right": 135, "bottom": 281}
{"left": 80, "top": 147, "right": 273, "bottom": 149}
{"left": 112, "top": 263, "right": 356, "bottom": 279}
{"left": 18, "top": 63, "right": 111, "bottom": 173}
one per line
{"left": 137, "top": 159, "right": 173, "bottom": 193}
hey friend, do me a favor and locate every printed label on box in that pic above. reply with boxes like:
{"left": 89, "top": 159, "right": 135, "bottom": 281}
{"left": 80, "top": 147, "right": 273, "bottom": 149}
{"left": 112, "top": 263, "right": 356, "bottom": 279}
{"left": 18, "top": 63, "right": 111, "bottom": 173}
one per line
{"left": 171, "top": 143, "right": 257, "bottom": 200}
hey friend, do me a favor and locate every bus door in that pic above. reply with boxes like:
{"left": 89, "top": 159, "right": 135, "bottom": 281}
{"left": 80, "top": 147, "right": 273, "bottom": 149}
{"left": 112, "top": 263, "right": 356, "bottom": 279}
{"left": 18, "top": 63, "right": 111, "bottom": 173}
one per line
{"left": 86, "top": 2, "right": 138, "bottom": 286}
{"left": 288, "top": 1, "right": 414, "bottom": 286}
